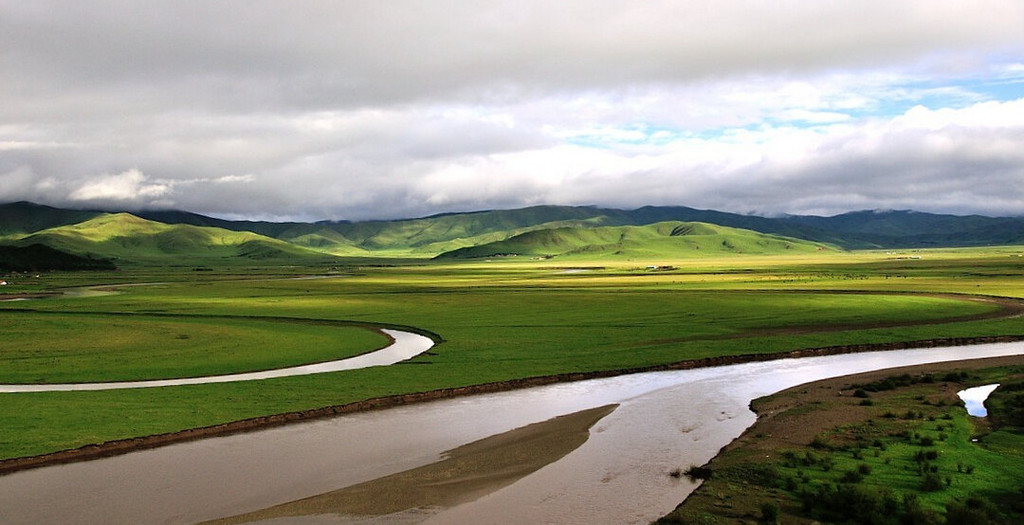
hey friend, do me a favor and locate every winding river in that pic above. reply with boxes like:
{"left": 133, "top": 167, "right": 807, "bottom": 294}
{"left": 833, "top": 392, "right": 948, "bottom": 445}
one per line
{"left": 0, "top": 329, "right": 435, "bottom": 393}
{"left": 2, "top": 341, "right": 1022, "bottom": 524}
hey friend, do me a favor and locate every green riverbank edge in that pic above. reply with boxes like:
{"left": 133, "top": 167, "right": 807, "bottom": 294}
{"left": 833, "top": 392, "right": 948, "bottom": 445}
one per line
{"left": 657, "top": 356, "right": 1024, "bottom": 525}
{"left": 2, "top": 334, "right": 1022, "bottom": 476}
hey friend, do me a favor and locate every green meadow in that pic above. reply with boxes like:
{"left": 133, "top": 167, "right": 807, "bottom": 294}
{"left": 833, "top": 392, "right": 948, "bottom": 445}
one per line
{"left": 1, "top": 247, "right": 1024, "bottom": 460}
{"left": 659, "top": 360, "right": 1024, "bottom": 524}
{"left": 0, "top": 312, "right": 387, "bottom": 383}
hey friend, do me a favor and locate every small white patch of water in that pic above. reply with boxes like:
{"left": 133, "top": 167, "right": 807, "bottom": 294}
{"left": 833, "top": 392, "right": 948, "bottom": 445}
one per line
{"left": 958, "top": 383, "right": 1000, "bottom": 417}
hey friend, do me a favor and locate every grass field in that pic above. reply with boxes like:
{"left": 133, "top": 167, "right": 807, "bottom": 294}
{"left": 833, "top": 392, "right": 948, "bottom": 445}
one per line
{"left": 1, "top": 248, "right": 1023, "bottom": 460}
{"left": 0, "top": 312, "right": 388, "bottom": 383}
{"left": 658, "top": 359, "right": 1024, "bottom": 524}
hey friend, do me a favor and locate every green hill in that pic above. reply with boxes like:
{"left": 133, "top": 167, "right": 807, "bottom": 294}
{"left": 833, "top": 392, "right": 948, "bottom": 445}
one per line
{"left": 436, "top": 221, "right": 836, "bottom": 260}
{"left": 137, "top": 205, "right": 613, "bottom": 256}
{"left": 0, "top": 201, "right": 102, "bottom": 236}
{"left": 0, "top": 244, "right": 116, "bottom": 272}
{"left": 132, "top": 204, "right": 1024, "bottom": 252}
{"left": 15, "top": 213, "right": 331, "bottom": 264}
{"left": 5, "top": 202, "right": 1024, "bottom": 264}
{"left": 266, "top": 206, "right": 609, "bottom": 255}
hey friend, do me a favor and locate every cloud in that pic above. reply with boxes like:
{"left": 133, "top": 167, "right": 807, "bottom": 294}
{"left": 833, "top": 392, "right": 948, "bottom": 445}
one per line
{"left": 69, "top": 169, "right": 168, "bottom": 203}
{"left": 1, "top": 1, "right": 1023, "bottom": 220}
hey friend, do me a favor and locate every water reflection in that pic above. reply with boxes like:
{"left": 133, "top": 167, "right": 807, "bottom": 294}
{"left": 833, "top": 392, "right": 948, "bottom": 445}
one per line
{"left": 958, "top": 384, "right": 1000, "bottom": 417}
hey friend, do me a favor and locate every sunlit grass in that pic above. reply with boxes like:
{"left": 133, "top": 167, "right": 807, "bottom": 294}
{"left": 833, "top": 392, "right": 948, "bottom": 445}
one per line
{"left": 0, "top": 245, "right": 1023, "bottom": 460}
{"left": 0, "top": 312, "right": 387, "bottom": 383}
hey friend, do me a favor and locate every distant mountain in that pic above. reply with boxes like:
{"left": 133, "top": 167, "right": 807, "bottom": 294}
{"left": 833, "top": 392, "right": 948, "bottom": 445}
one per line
{"left": 783, "top": 209, "right": 1024, "bottom": 248}
{"left": 435, "top": 221, "right": 836, "bottom": 260}
{"left": 141, "top": 205, "right": 613, "bottom": 255}
{"left": 3, "top": 202, "right": 1024, "bottom": 265}
{"left": 134, "top": 204, "right": 1024, "bottom": 251}
{"left": 0, "top": 201, "right": 102, "bottom": 236}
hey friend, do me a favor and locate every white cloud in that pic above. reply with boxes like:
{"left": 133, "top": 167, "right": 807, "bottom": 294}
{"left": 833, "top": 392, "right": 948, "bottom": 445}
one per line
{"left": 0, "top": 1, "right": 1023, "bottom": 220}
{"left": 69, "top": 169, "right": 169, "bottom": 202}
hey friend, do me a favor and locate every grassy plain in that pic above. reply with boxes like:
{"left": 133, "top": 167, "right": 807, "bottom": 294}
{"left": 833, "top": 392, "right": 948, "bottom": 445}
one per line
{"left": 1, "top": 247, "right": 1023, "bottom": 460}
{"left": 0, "top": 312, "right": 387, "bottom": 383}
{"left": 659, "top": 358, "right": 1024, "bottom": 524}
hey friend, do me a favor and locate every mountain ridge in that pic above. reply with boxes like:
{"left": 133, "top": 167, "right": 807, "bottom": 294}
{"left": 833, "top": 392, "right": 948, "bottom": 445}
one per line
{"left": 434, "top": 221, "right": 836, "bottom": 260}
{"left": 136, "top": 203, "right": 1024, "bottom": 250}
{"left": 2, "top": 202, "right": 1023, "bottom": 266}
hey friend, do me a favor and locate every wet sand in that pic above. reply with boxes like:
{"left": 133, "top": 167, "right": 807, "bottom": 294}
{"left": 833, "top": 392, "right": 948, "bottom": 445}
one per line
{"left": 205, "top": 404, "right": 618, "bottom": 524}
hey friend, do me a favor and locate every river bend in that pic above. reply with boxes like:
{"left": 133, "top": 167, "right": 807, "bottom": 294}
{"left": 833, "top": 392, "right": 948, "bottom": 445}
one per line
{"left": 0, "top": 329, "right": 434, "bottom": 392}
{"left": 1, "top": 341, "right": 1022, "bottom": 524}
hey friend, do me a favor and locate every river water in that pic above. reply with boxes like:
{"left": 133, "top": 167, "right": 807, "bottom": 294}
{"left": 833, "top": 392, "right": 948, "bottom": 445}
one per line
{"left": 1, "top": 342, "right": 1022, "bottom": 524}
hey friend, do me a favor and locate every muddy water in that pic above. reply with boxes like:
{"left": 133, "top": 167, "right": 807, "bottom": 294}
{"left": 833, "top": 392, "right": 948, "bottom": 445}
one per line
{"left": 1, "top": 342, "right": 1022, "bottom": 524}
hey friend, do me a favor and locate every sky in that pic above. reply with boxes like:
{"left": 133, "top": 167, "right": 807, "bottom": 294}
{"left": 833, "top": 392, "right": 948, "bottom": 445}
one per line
{"left": 2, "top": 1, "right": 1023, "bottom": 222}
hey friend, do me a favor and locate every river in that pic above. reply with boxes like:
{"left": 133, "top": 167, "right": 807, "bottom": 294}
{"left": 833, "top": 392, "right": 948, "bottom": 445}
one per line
{"left": 1, "top": 342, "right": 1022, "bottom": 524}
{"left": 0, "top": 329, "right": 434, "bottom": 393}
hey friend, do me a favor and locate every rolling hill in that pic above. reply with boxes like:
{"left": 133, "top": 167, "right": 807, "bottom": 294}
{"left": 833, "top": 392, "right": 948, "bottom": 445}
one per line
{"left": 0, "top": 244, "right": 116, "bottom": 272}
{"left": 2, "top": 202, "right": 1023, "bottom": 267}
{"left": 133, "top": 204, "right": 1024, "bottom": 252}
{"left": 136, "top": 205, "right": 613, "bottom": 255}
{"left": 0, "top": 201, "right": 102, "bottom": 236}
{"left": 10, "top": 213, "right": 332, "bottom": 264}
{"left": 435, "top": 221, "right": 836, "bottom": 260}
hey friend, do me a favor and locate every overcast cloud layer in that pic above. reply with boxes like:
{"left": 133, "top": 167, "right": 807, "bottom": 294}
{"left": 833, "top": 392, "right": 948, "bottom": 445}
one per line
{"left": 2, "top": 1, "right": 1023, "bottom": 221}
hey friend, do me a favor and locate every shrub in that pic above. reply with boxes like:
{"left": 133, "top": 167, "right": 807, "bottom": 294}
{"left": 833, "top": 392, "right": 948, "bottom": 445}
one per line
{"left": 759, "top": 502, "right": 780, "bottom": 524}
{"left": 945, "top": 497, "right": 998, "bottom": 525}
{"left": 683, "top": 465, "right": 713, "bottom": 481}
{"left": 797, "top": 484, "right": 935, "bottom": 524}
{"left": 922, "top": 473, "right": 944, "bottom": 492}
{"left": 810, "top": 435, "right": 831, "bottom": 450}
{"left": 841, "top": 470, "right": 864, "bottom": 484}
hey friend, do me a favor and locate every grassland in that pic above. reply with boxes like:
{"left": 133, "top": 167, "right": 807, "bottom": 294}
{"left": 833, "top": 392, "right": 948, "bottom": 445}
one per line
{"left": 0, "top": 312, "right": 387, "bottom": 383}
{"left": 658, "top": 357, "right": 1024, "bottom": 524}
{"left": 435, "top": 221, "right": 836, "bottom": 259}
{"left": 1, "top": 247, "right": 1023, "bottom": 461}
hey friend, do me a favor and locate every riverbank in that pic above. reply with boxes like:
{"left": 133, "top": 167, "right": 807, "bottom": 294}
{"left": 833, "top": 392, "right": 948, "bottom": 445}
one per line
{"left": 657, "top": 354, "right": 1024, "bottom": 524}
{"left": 3, "top": 334, "right": 1023, "bottom": 476}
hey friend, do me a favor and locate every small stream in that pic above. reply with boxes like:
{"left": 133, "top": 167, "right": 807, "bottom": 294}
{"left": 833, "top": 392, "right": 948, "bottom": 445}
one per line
{"left": 1, "top": 341, "right": 1022, "bottom": 524}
